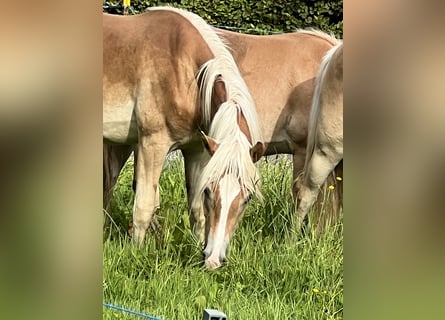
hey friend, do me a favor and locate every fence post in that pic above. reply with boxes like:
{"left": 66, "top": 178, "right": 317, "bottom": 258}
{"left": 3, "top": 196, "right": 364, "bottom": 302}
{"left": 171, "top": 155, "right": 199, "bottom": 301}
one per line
{"left": 202, "top": 309, "right": 227, "bottom": 320}
{"left": 123, "top": 0, "right": 130, "bottom": 15}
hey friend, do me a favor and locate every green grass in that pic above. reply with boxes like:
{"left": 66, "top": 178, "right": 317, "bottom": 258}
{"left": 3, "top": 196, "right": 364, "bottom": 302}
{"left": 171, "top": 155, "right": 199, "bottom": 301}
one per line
{"left": 103, "top": 155, "right": 343, "bottom": 320}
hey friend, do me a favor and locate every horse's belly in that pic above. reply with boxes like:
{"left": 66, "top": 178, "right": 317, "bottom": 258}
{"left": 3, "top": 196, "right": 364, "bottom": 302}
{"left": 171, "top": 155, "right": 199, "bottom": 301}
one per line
{"left": 103, "top": 102, "right": 138, "bottom": 144}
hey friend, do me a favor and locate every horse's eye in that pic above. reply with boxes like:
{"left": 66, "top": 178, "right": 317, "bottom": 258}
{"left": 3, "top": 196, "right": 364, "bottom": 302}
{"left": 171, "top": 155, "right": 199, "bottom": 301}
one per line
{"left": 204, "top": 187, "right": 211, "bottom": 198}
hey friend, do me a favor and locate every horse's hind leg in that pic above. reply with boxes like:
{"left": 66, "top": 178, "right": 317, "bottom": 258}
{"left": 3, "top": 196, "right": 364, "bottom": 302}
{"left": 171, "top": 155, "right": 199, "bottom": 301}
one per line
{"left": 103, "top": 144, "right": 134, "bottom": 210}
{"left": 292, "top": 145, "right": 308, "bottom": 201}
{"left": 132, "top": 134, "right": 170, "bottom": 245}
{"left": 295, "top": 147, "right": 342, "bottom": 231}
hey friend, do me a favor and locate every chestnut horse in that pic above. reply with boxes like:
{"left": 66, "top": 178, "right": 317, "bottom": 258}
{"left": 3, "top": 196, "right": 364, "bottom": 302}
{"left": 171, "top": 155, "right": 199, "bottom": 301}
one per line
{"left": 216, "top": 28, "right": 342, "bottom": 231}
{"left": 104, "top": 25, "right": 342, "bottom": 249}
{"left": 295, "top": 43, "right": 343, "bottom": 230}
{"left": 103, "top": 7, "right": 263, "bottom": 269}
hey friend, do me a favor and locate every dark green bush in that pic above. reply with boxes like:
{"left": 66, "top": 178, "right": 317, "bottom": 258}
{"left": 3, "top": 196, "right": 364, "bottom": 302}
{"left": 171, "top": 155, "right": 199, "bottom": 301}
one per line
{"left": 103, "top": 0, "right": 343, "bottom": 38}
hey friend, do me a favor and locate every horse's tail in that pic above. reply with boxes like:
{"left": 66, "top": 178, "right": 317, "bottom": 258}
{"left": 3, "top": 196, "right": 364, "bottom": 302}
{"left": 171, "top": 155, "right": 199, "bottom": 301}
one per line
{"left": 299, "top": 42, "right": 343, "bottom": 233}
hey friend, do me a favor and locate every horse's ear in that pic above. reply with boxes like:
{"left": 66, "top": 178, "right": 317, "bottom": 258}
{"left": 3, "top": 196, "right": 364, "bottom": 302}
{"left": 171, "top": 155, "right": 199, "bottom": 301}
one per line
{"left": 250, "top": 141, "right": 264, "bottom": 163}
{"left": 201, "top": 132, "right": 219, "bottom": 156}
{"left": 211, "top": 76, "right": 227, "bottom": 117}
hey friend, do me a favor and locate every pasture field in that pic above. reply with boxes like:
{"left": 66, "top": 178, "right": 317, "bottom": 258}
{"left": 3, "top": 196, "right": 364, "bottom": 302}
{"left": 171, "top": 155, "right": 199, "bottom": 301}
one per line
{"left": 103, "top": 155, "right": 343, "bottom": 320}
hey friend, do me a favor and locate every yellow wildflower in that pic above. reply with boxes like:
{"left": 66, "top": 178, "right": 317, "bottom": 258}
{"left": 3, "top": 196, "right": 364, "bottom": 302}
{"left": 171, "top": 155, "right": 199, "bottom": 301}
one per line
{"left": 336, "top": 176, "right": 342, "bottom": 181}
{"left": 312, "top": 288, "right": 319, "bottom": 293}
{"left": 328, "top": 185, "right": 335, "bottom": 190}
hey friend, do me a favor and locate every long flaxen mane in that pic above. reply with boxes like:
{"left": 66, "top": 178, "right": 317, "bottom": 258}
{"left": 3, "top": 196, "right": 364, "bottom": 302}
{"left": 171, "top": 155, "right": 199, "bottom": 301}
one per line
{"left": 148, "top": 7, "right": 263, "bottom": 208}
{"left": 194, "top": 33, "right": 264, "bottom": 205}
{"left": 195, "top": 103, "right": 263, "bottom": 207}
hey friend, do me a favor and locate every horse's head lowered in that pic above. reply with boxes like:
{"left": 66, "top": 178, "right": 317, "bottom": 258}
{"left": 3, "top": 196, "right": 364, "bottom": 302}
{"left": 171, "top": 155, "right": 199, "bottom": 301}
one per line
{"left": 194, "top": 104, "right": 264, "bottom": 270}
{"left": 194, "top": 44, "right": 264, "bottom": 269}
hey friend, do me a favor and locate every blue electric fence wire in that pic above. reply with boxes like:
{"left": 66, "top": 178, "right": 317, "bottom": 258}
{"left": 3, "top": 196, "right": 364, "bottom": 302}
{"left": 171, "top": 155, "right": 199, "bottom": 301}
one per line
{"left": 103, "top": 302, "right": 166, "bottom": 320}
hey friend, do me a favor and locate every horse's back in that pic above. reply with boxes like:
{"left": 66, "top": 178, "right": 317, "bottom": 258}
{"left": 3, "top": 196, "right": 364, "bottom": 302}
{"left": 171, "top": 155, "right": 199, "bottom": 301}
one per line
{"left": 103, "top": 10, "right": 215, "bottom": 144}
{"left": 218, "top": 30, "right": 334, "bottom": 94}
{"left": 218, "top": 29, "right": 334, "bottom": 68}
{"left": 217, "top": 29, "right": 337, "bottom": 154}
{"left": 103, "top": 11, "right": 211, "bottom": 80}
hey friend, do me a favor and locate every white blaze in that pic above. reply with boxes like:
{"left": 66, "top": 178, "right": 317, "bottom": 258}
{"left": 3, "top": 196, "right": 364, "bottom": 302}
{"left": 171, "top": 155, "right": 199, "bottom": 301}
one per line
{"left": 205, "top": 174, "right": 239, "bottom": 265}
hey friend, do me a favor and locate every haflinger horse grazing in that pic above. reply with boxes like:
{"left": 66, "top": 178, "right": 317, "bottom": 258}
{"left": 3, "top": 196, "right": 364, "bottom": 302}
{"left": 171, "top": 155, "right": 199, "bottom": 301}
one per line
{"left": 103, "top": 7, "right": 264, "bottom": 269}
{"left": 104, "top": 26, "right": 343, "bottom": 249}
{"left": 193, "top": 102, "right": 263, "bottom": 270}
{"left": 295, "top": 42, "right": 343, "bottom": 230}
{"left": 214, "top": 28, "right": 343, "bottom": 231}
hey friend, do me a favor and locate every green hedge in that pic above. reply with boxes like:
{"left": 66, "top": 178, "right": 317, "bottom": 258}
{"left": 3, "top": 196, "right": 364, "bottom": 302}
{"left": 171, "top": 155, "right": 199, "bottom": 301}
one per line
{"left": 103, "top": 0, "right": 342, "bottom": 38}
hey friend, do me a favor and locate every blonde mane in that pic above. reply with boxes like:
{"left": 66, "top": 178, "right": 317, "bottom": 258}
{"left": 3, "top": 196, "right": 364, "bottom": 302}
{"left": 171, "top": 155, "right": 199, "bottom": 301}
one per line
{"left": 195, "top": 104, "right": 263, "bottom": 206}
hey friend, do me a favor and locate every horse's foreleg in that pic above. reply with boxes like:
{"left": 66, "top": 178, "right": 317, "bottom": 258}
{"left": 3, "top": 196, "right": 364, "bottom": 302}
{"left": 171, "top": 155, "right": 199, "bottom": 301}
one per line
{"left": 131, "top": 145, "right": 162, "bottom": 238}
{"left": 183, "top": 150, "right": 206, "bottom": 245}
{"left": 133, "top": 146, "right": 161, "bottom": 209}
{"left": 132, "top": 135, "right": 170, "bottom": 245}
{"left": 295, "top": 148, "right": 342, "bottom": 230}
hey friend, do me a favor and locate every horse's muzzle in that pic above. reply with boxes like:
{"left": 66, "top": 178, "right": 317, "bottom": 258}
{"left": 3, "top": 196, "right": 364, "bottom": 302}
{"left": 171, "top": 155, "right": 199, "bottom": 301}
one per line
{"left": 202, "top": 250, "right": 226, "bottom": 270}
